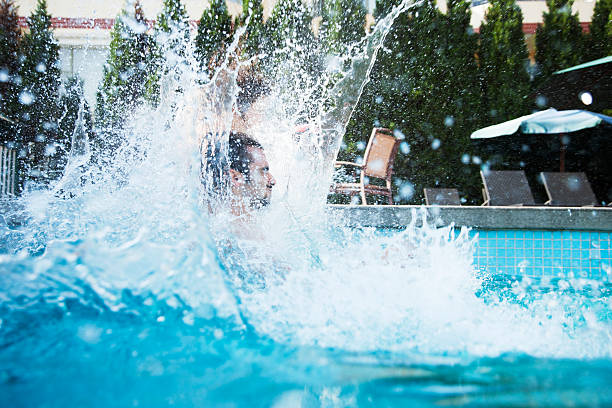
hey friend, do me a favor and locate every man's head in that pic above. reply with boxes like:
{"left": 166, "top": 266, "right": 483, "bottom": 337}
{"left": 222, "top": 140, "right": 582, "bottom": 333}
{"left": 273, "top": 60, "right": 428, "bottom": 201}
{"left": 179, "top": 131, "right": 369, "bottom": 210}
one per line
{"left": 227, "top": 132, "right": 276, "bottom": 210}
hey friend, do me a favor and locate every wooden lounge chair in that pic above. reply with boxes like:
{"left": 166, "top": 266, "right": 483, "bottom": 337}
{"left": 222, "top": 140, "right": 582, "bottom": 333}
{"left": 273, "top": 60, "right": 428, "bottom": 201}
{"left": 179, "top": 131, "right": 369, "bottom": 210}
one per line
{"left": 481, "top": 170, "right": 535, "bottom": 206}
{"left": 540, "top": 172, "right": 598, "bottom": 206}
{"left": 424, "top": 188, "right": 461, "bottom": 205}
{"left": 331, "top": 128, "right": 400, "bottom": 205}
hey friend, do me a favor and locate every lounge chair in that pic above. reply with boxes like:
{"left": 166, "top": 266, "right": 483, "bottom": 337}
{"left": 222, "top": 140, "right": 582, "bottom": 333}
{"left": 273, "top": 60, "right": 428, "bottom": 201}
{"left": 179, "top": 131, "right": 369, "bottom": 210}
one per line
{"left": 540, "top": 172, "right": 598, "bottom": 206}
{"left": 481, "top": 170, "right": 535, "bottom": 206}
{"left": 424, "top": 188, "right": 461, "bottom": 205}
{"left": 331, "top": 128, "right": 400, "bottom": 205}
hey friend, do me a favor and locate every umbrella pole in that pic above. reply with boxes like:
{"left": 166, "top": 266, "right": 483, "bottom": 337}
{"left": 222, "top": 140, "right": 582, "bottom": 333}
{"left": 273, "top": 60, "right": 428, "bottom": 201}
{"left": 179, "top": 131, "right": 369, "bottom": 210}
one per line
{"left": 559, "top": 134, "right": 567, "bottom": 172}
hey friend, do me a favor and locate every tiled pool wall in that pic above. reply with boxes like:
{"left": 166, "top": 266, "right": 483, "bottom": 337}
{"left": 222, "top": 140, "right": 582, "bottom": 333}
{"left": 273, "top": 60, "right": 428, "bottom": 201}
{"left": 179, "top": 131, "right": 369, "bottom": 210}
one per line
{"left": 329, "top": 205, "right": 612, "bottom": 281}
{"left": 468, "top": 229, "right": 612, "bottom": 280}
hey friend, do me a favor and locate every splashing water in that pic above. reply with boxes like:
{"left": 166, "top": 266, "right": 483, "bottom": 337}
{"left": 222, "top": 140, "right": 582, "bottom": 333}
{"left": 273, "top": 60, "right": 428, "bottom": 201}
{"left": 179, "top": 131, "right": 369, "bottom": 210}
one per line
{"left": 1, "top": 1, "right": 612, "bottom": 406}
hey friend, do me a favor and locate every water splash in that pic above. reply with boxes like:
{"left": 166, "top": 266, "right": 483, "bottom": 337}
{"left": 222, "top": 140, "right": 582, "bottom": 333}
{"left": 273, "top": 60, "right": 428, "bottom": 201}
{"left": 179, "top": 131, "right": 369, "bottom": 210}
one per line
{"left": 1, "top": 1, "right": 611, "bottom": 390}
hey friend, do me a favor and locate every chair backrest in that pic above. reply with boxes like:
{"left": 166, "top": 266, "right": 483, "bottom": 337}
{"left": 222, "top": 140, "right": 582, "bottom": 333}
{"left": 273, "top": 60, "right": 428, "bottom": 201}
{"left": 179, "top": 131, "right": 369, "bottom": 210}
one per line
{"left": 481, "top": 170, "right": 535, "bottom": 206}
{"left": 362, "top": 128, "right": 400, "bottom": 180}
{"left": 424, "top": 188, "right": 461, "bottom": 205}
{"left": 540, "top": 172, "right": 598, "bottom": 206}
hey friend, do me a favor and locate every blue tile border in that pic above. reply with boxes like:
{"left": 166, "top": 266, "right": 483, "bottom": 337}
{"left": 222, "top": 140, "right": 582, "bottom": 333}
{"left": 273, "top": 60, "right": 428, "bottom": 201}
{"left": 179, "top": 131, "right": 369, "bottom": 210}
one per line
{"left": 471, "top": 228, "right": 612, "bottom": 280}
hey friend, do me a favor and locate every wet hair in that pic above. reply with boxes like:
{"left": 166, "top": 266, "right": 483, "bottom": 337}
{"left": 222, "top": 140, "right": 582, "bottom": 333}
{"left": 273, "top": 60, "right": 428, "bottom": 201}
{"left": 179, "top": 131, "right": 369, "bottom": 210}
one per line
{"left": 228, "top": 131, "right": 263, "bottom": 181}
{"left": 202, "top": 131, "right": 263, "bottom": 200}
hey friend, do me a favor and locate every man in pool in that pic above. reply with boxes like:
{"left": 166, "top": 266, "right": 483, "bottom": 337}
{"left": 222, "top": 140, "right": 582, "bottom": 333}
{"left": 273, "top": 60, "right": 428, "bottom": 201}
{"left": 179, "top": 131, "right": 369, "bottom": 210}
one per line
{"left": 225, "top": 131, "right": 276, "bottom": 216}
{"left": 202, "top": 66, "right": 278, "bottom": 218}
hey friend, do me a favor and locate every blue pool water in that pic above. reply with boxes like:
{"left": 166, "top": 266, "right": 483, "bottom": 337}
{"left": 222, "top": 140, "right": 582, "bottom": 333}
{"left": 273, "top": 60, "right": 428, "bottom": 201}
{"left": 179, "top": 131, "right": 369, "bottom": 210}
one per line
{"left": 1, "top": 214, "right": 612, "bottom": 407}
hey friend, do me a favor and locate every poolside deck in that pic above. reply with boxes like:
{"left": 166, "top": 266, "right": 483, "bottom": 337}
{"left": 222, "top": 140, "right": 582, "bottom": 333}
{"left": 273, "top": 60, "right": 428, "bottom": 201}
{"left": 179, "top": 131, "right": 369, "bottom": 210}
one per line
{"left": 327, "top": 205, "right": 612, "bottom": 232}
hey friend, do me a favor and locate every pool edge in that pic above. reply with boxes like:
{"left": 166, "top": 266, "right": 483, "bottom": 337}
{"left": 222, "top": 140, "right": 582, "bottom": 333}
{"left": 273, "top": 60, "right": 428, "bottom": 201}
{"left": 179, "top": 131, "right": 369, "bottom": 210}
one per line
{"left": 327, "top": 205, "right": 612, "bottom": 231}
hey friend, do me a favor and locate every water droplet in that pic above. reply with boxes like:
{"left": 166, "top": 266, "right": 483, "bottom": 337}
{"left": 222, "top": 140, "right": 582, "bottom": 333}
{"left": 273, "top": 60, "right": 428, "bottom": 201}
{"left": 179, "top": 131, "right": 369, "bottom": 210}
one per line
{"left": 19, "top": 91, "right": 34, "bottom": 105}
{"left": 399, "top": 182, "right": 414, "bottom": 200}
{"left": 579, "top": 91, "right": 592, "bottom": 105}
{"left": 431, "top": 139, "right": 441, "bottom": 150}
{"left": 44, "top": 144, "right": 57, "bottom": 156}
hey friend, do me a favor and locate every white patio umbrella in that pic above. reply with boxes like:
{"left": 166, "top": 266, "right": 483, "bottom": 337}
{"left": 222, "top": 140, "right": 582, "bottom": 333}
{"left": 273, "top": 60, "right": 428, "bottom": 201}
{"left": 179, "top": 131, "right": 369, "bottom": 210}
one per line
{"left": 470, "top": 108, "right": 612, "bottom": 171}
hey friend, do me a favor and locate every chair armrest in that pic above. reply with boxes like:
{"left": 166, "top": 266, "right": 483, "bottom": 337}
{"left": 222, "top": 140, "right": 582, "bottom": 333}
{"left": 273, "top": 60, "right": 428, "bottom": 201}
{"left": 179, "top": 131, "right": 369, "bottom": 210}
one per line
{"left": 334, "top": 161, "right": 363, "bottom": 168}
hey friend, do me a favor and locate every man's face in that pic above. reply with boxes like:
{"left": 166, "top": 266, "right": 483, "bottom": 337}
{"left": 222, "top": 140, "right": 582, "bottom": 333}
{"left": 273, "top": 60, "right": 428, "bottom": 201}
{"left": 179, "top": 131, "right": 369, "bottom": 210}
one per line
{"left": 243, "top": 146, "right": 276, "bottom": 208}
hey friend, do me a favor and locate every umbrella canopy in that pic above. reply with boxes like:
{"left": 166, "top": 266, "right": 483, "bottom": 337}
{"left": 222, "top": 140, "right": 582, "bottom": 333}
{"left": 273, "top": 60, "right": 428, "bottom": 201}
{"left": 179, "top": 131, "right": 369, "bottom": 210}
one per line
{"left": 471, "top": 108, "right": 612, "bottom": 139}
{"left": 534, "top": 56, "right": 612, "bottom": 112}
{"left": 471, "top": 109, "right": 612, "bottom": 172}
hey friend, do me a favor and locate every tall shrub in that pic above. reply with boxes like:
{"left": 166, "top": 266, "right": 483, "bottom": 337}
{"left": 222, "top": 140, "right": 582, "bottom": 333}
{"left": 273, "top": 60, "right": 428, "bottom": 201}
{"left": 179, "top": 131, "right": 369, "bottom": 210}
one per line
{"left": 57, "top": 75, "right": 93, "bottom": 169}
{"left": 0, "top": 0, "right": 21, "bottom": 143}
{"left": 535, "top": 0, "right": 585, "bottom": 82}
{"left": 585, "top": 0, "right": 612, "bottom": 60}
{"left": 320, "top": 0, "right": 367, "bottom": 54}
{"left": 479, "top": 0, "right": 531, "bottom": 124}
{"left": 342, "top": 0, "right": 482, "bottom": 204}
{"left": 149, "top": 0, "right": 190, "bottom": 101}
{"left": 239, "top": 0, "right": 267, "bottom": 59}
{"left": 266, "top": 0, "right": 319, "bottom": 74}
{"left": 195, "top": 0, "right": 234, "bottom": 74}
{"left": 339, "top": 0, "right": 408, "bottom": 162}
{"left": 95, "top": 0, "right": 155, "bottom": 130}
{"left": 417, "top": 0, "right": 481, "bottom": 201}
{"left": 18, "top": 0, "right": 61, "bottom": 178}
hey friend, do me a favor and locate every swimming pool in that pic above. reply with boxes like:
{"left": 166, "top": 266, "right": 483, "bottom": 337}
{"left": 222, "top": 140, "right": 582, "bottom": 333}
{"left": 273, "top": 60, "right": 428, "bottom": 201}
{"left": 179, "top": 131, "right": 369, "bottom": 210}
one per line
{"left": 1, "top": 2, "right": 610, "bottom": 401}
{"left": 1, "top": 203, "right": 611, "bottom": 407}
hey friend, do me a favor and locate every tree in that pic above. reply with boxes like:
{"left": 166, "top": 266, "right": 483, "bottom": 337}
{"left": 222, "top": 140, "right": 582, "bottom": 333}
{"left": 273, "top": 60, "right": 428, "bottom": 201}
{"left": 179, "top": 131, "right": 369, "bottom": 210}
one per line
{"left": 320, "top": 0, "right": 367, "bottom": 54}
{"left": 585, "top": 0, "right": 612, "bottom": 60}
{"left": 414, "top": 0, "right": 481, "bottom": 202}
{"left": 95, "top": 0, "right": 155, "bottom": 130}
{"left": 535, "top": 0, "right": 585, "bottom": 82}
{"left": 195, "top": 0, "right": 234, "bottom": 74}
{"left": 239, "top": 0, "right": 267, "bottom": 59}
{"left": 155, "top": 0, "right": 189, "bottom": 48}
{"left": 18, "top": 0, "right": 61, "bottom": 179}
{"left": 149, "top": 0, "right": 190, "bottom": 101}
{"left": 341, "top": 0, "right": 410, "bottom": 157}
{"left": 0, "top": 0, "right": 21, "bottom": 144}
{"left": 341, "top": 0, "right": 482, "bottom": 204}
{"left": 266, "top": 0, "right": 319, "bottom": 74}
{"left": 479, "top": 0, "right": 531, "bottom": 124}
{"left": 264, "top": 0, "right": 322, "bottom": 122}
{"left": 56, "top": 75, "right": 93, "bottom": 171}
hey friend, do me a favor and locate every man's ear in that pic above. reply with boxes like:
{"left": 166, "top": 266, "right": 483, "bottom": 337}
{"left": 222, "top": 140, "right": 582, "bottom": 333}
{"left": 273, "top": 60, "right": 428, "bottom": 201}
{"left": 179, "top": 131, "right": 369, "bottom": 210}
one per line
{"left": 229, "top": 169, "right": 245, "bottom": 187}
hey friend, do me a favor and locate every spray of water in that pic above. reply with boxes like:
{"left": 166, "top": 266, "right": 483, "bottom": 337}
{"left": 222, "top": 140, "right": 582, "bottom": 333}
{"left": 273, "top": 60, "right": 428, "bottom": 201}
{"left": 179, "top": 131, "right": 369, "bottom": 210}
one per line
{"left": 1, "top": 0, "right": 611, "bottom": 364}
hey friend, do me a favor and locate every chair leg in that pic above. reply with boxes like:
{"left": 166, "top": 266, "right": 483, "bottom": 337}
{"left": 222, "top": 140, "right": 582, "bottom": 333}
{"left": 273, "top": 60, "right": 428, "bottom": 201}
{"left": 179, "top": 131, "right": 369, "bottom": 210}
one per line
{"left": 360, "top": 187, "right": 367, "bottom": 205}
{"left": 387, "top": 192, "right": 393, "bottom": 205}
